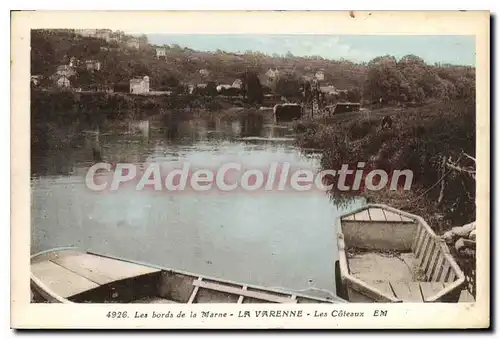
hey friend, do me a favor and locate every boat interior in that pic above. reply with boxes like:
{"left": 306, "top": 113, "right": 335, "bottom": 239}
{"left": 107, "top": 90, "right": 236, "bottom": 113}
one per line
{"left": 64, "top": 271, "right": 332, "bottom": 304}
{"left": 339, "top": 205, "right": 464, "bottom": 302}
{"left": 31, "top": 249, "right": 338, "bottom": 304}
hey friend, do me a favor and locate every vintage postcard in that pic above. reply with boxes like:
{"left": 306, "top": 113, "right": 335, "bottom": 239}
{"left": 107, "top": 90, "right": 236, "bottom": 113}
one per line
{"left": 11, "top": 10, "right": 489, "bottom": 329}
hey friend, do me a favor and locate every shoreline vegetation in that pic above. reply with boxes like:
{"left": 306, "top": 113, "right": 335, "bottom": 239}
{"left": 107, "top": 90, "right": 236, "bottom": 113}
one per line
{"left": 293, "top": 99, "right": 475, "bottom": 234}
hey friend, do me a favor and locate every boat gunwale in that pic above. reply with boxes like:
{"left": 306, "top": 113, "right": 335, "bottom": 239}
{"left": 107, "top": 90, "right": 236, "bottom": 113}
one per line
{"left": 30, "top": 246, "right": 83, "bottom": 304}
{"left": 336, "top": 203, "right": 466, "bottom": 303}
{"left": 31, "top": 247, "right": 348, "bottom": 304}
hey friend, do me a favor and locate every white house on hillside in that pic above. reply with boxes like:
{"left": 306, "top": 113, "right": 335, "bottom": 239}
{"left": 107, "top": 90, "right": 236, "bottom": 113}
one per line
{"left": 126, "top": 37, "right": 140, "bottom": 49}
{"left": 199, "top": 69, "right": 210, "bottom": 77}
{"left": 216, "top": 84, "right": 232, "bottom": 92}
{"left": 109, "top": 31, "right": 125, "bottom": 43}
{"left": 320, "top": 85, "right": 337, "bottom": 95}
{"left": 130, "top": 76, "right": 150, "bottom": 94}
{"left": 315, "top": 70, "right": 325, "bottom": 81}
{"left": 155, "top": 47, "right": 167, "bottom": 59}
{"left": 95, "top": 29, "right": 113, "bottom": 41}
{"left": 265, "top": 68, "right": 280, "bottom": 79}
{"left": 232, "top": 79, "right": 243, "bottom": 89}
{"left": 56, "top": 65, "right": 76, "bottom": 78}
{"left": 85, "top": 60, "right": 101, "bottom": 72}
{"left": 56, "top": 76, "right": 71, "bottom": 89}
{"left": 74, "top": 29, "right": 113, "bottom": 42}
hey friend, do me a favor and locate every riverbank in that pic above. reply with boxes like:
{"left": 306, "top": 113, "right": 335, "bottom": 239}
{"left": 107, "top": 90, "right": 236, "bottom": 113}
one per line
{"left": 31, "top": 89, "right": 246, "bottom": 117}
{"left": 293, "top": 99, "right": 476, "bottom": 233}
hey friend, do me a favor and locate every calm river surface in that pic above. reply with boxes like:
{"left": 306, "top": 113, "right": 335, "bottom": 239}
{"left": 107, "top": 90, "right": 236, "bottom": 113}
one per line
{"left": 31, "top": 112, "right": 363, "bottom": 298}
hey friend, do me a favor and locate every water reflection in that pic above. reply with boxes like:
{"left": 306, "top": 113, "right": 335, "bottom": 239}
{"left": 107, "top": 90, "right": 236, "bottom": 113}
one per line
{"left": 31, "top": 111, "right": 363, "bottom": 297}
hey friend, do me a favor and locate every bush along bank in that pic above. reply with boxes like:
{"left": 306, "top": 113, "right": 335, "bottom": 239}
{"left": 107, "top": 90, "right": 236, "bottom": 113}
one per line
{"left": 294, "top": 99, "right": 476, "bottom": 234}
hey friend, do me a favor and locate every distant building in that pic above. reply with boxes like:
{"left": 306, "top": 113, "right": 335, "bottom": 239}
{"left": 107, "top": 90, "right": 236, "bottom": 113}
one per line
{"left": 95, "top": 29, "right": 113, "bottom": 41}
{"left": 232, "top": 79, "right": 243, "bottom": 89}
{"left": 315, "top": 70, "right": 325, "bottom": 81}
{"left": 198, "top": 69, "right": 210, "bottom": 77}
{"left": 263, "top": 69, "right": 280, "bottom": 87}
{"left": 130, "top": 76, "right": 150, "bottom": 94}
{"left": 188, "top": 83, "right": 208, "bottom": 94}
{"left": 56, "top": 75, "right": 71, "bottom": 88}
{"left": 85, "top": 60, "right": 101, "bottom": 72}
{"left": 69, "top": 57, "right": 79, "bottom": 67}
{"left": 126, "top": 38, "right": 140, "bottom": 49}
{"left": 320, "top": 85, "right": 337, "bottom": 95}
{"left": 155, "top": 47, "right": 167, "bottom": 59}
{"left": 265, "top": 68, "right": 279, "bottom": 79}
{"left": 55, "top": 65, "right": 76, "bottom": 78}
{"left": 109, "top": 31, "right": 125, "bottom": 43}
{"left": 74, "top": 29, "right": 98, "bottom": 37}
{"left": 74, "top": 29, "right": 113, "bottom": 42}
{"left": 216, "top": 84, "right": 232, "bottom": 92}
{"left": 137, "top": 35, "right": 149, "bottom": 48}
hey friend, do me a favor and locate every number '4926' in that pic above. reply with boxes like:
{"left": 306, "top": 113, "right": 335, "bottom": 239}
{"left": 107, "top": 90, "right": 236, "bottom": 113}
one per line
{"left": 106, "top": 311, "right": 128, "bottom": 319}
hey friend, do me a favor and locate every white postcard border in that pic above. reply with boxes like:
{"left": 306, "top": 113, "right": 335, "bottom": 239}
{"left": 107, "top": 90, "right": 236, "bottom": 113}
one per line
{"left": 11, "top": 10, "right": 490, "bottom": 329}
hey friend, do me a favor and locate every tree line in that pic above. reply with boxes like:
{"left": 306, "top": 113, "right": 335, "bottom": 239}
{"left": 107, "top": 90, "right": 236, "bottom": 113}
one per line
{"left": 364, "top": 55, "right": 475, "bottom": 106}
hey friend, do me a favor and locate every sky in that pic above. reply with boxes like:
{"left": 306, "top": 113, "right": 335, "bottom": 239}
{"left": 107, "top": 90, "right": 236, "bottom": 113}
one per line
{"left": 144, "top": 34, "right": 475, "bottom": 66}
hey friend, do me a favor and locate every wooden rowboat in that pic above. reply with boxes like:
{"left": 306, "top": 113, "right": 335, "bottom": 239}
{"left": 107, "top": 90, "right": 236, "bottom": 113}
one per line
{"left": 31, "top": 247, "right": 347, "bottom": 304}
{"left": 335, "top": 204, "right": 466, "bottom": 303}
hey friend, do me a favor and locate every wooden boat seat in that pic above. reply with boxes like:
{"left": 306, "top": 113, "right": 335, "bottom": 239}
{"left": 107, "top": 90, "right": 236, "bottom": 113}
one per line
{"left": 31, "top": 260, "right": 99, "bottom": 298}
{"left": 342, "top": 207, "right": 414, "bottom": 223}
{"left": 49, "top": 251, "right": 159, "bottom": 285}
{"left": 369, "top": 281, "right": 447, "bottom": 302}
{"left": 390, "top": 282, "right": 424, "bottom": 302}
{"left": 192, "top": 280, "right": 297, "bottom": 304}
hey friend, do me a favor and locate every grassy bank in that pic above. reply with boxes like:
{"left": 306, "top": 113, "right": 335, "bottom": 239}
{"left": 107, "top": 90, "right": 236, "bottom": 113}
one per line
{"left": 294, "top": 100, "right": 476, "bottom": 233}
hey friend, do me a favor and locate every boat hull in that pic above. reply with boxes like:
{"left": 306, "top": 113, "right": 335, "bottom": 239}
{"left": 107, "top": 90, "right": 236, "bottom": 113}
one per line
{"left": 31, "top": 247, "right": 347, "bottom": 304}
{"left": 336, "top": 204, "right": 466, "bottom": 303}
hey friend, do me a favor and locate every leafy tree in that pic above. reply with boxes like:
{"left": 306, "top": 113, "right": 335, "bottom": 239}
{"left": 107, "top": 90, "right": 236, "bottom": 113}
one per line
{"left": 31, "top": 30, "right": 56, "bottom": 76}
{"left": 241, "top": 71, "right": 263, "bottom": 105}
{"left": 363, "top": 54, "right": 475, "bottom": 106}
{"left": 273, "top": 73, "right": 302, "bottom": 100}
{"left": 164, "top": 76, "right": 180, "bottom": 88}
{"left": 365, "top": 55, "right": 405, "bottom": 104}
{"left": 206, "top": 81, "right": 218, "bottom": 97}
{"left": 346, "top": 87, "right": 362, "bottom": 103}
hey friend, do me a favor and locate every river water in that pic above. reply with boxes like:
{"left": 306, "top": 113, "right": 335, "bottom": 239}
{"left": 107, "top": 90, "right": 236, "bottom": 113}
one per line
{"left": 31, "top": 112, "right": 363, "bottom": 298}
